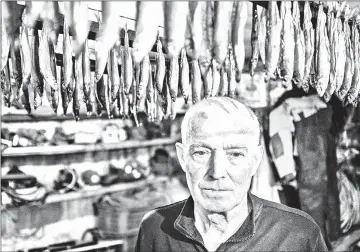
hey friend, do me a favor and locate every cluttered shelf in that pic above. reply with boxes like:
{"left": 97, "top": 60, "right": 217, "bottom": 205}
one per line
{"left": 1, "top": 137, "right": 178, "bottom": 157}
{"left": 1, "top": 176, "right": 168, "bottom": 208}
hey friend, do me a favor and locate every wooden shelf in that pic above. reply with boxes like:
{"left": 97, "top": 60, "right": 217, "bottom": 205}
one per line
{"left": 1, "top": 138, "right": 178, "bottom": 157}
{"left": 45, "top": 176, "right": 168, "bottom": 204}
{"left": 1, "top": 176, "right": 168, "bottom": 208}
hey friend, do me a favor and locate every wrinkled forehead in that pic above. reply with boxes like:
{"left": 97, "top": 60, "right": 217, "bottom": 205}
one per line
{"left": 184, "top": 106, "right": 259, "bottom": 144}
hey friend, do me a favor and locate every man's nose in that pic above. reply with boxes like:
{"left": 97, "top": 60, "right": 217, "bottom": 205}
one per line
{"left": 208, "top": 150, "right": 227, "bottom": 179}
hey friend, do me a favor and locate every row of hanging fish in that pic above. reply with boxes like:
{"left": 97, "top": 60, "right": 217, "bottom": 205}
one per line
{"left": 3, "top": 2, "right": 360, "bottom": 123}
{"left": 249, "top": 1, "right": 360, "bottom": 106}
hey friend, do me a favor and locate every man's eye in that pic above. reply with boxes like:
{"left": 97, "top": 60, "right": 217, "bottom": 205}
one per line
{"left": 194, "top": 151, "right": 207, "bottom": 156}
{"left": 228, "top": 152, "right": 244, "bottom": 158}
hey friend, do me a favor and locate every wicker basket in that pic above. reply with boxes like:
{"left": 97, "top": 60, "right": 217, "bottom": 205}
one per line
{"left": 94, "top": 188, "right": 170, "bottom": 250}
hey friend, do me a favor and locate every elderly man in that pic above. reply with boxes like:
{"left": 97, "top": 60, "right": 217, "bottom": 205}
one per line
{"left": 135, "top": 97, "right": 328, "bottom": 252}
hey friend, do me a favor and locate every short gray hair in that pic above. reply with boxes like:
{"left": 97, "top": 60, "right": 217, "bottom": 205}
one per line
{"left": 181, "top": 97, "right": 262, "bottom": 145}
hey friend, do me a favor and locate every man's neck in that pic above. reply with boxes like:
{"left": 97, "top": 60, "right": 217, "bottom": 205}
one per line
{"left": 193, "top": 195, "right": 251, "bottom": 250}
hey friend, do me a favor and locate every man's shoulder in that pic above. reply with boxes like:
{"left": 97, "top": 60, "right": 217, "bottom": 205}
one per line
{"left": 255, "top": 195, "right": 320, "bottom": 230}
{"left": 140, "top": 199, "right": 187, "bottom": 227}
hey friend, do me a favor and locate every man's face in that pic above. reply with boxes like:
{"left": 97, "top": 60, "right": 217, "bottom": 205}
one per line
{"left": 176, "top": 112, "right": 262, "bottom": 213}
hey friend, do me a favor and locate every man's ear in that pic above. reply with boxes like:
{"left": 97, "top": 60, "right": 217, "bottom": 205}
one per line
{"left": 251, "top": 145, "right": 264, "bottom": 176}
{"left": 175, "top": 142, "right": 187, "bottom": 173}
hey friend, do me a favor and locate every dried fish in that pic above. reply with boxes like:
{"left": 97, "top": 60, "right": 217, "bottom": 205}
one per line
{"left": 185, "top": 1, "right": 206, "bottom": 59}
{"left": 155, "top": 38, "right": 166, "bottom": 94}
{"left": 95, "top": 2, "right": 121, "bottom": 83}
{"left": 303, "top": 1, "right": 315, "bottom": 92}
{"left": 250, "top": 4, "right": 260, "bottom": 76}
{"left": 191, "top": 59, "right": 202, "bottom": 104}
{"left": 73, "top": 54, "right": 83, "bottom": 120}
{"left": 132, "top": 64, "right": 140, "bottom": 126}
{"left": 63, "top": 1, "right": 90, "bottom": 56}
{"left": 232, "top": 1, "right": 248, "bottom": 83}
{"left": 123, "top": 25, "right": 134, "bottom": 95}
{"left": 2, "top": 1, "right": 22, "bottom": 40}
{"left": 228, "top": 47, "right": 236, "bottom": 98}
{"left": 314, "top": 5, "right": 330, "bottom": 97}
{"left": 219, "top": 63, "right": 229, "bottom": 97}
{"left": 336, "top": 5, "right": 354, "bottom": 101}
{"left": 324, "top": 3, "right": 337, "bottom": 102}
{"left": 168, "top": 55, "right": 179, "bottom": 102}
{"left": 279, "top": 2, "right": 294, "bottom": 88}
{"left": 1, "top": 21, "right": 11, "bottom": 73}
{"left": 258, "top": 5, "right": 266, "bottom": 64}
{"left": 82, "top": 39, "right": 92, "bottom": 115}
{"left": 109, "top": 48, "right": 120, "bottom": 106}
{"left": 1, "top": 62, "right": 12, "bottom": 108}
{"left": 146, "top": 67, "right": 154, "bottom": 105}
{"left": 179, "top": 48, "right": 190, "bottom": 103}
{"left": 39, "top": 26, "right": 58, "bottom": 90}
{"left": 133, "top": 1, "right": 162, "bottom": 64}
{"left": 213, "top": 1, "right": 233, "bottom": 65}
{"left": 62, "top": 15, "right": 74, "bottom": 115}
{"left": 292, "top": 1, "right": 305, "bottom": 90}
{"left": 344, "top": 18, "right": 360, "bottom": 105}
{"left": 13, "top": 26, "right": 24, "bottom": 101}
{"left": 265, "top": 2, "right": 281, "bottom": 81}
{"left": 137, "top": 53, "right": 150, "bottom": 104}
{"left": 334, "top": 2, "right": 346, "bottom": 94}
{"left": 211, "top": 59, "right": 220, "bottom": 97}
{"left": 164, "top": 1, "right": 189, "bottom": 58}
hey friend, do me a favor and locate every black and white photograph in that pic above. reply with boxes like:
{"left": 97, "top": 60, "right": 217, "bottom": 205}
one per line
{"left": 1, "top": 1, "right": 360, "bottom": 251}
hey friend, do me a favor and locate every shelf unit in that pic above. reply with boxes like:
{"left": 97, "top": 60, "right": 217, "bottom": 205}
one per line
{"left": 1, "top": 176, "right": 168, "bottom": 209}
{"left": 1, "top": 137, "right": 178, "bottom": 158}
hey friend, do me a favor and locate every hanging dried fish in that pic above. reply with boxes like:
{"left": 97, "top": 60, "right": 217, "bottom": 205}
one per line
{"left": 95, "top": 75, "right": 106, "bottom": 115}
{"left": 344, "top": 17, "right": 360, "bottom": 105}
{"left": 1, "top": 22, "right": 11, "bottom": 73}
{"left": 185, "top": 1, "right": 206, "bottom": 59}
{"left": 155, "top": 37, "right": 166, "bottom": 94}
{"left": 63, "top": 1, "right": 90, "bottom": 56}
{"left": 168, "top": 55, "right": 179, "bottom": 102}
{"left": 228, "top": 47, "right": 236, "bottom": 98}
{"left": 95, "top": 2, "right": 121, "bottom": 83}
{"left": 292, "top": 1, "right": 305, "bottom": 90}
{"left": 73, "top": 54, "right": 83, "bottom": 121}
{"left": 213, "top": 1, "right": 233, "bottom": 65}
{"left": 334, "top": 2, "right": 347, "bottom": 94}
{"left": 146, "top": 67, "right": 154, "bottom": 106}
{"left": 20, "top": 24, "right": 33, "bottom": 112}
{"left": 191, "top": 59, "right": 202, "bottom": 104}
{"left": 324, "top": 3, "right": 337, "bottom": 102}
{"left": 250, "top": 4, "right": 260, "bottom": 76}
{"left": 211, "top": 59, "right": 220, "bottom": 97}
{"left": 232, "top": 1, "right": 248, "bottom": 83}
{"left": 219, "top": 61, "right": 229, "bottom": 97}
{"left": 105, "top": 52, "right": 114, "bottom": 118}
{"left": 123, "top": 25, "right": 134, "bottom": 95}
{"left": 336, "top": 5, "right": 354, "bottom": 101}
{"left": 164, "top": 1, "right": 189, "bottom": 58}
{"left": 39, "top": 26, "right": 58, "bottom": 90}
{"left": 137, "top": 53, "right": 150, "bottom": 105}
{"left": 82, "top": 39, "right": 92, "bottom": 115}
{"left": 118, "top": 70, "right": 129, "bottom": 118}
{"left": 1, "top": 62, "right": 12, "bottom": 108}
{"left": 314, "top": 5, "right": 331, "bottom": 97}
{"left": 132, "top": 64, "right": 140, "bottom": 126}
{"left": 62, "top": 16, "right": 74, "bottom": 115}
{"left": 109, "top": 48, "right": 120, "bottom": 106}
{"left": 279, "top": 2, "right": 294, "bottom": 88}
{"left": 179, "top": 48, "right": 190, "bottom": 103}
{"left": 303, "top": 1, "right": 315, "bottom": 92}
{"left": 258, "top": 5, "right": 266, "bottom": 65}
{"left": 13, "top": 25, "right": 25, "bottom": 102}
{"left": 133, "top": 1, "right": 161, "bottom": 64}
{"left": 265, "top": 2, "right": 281, "bottom": 81}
